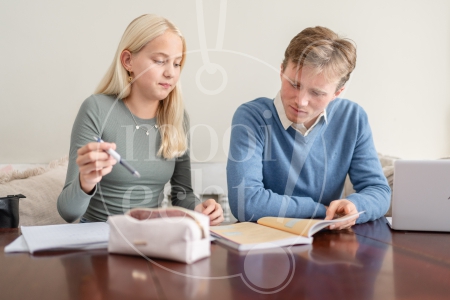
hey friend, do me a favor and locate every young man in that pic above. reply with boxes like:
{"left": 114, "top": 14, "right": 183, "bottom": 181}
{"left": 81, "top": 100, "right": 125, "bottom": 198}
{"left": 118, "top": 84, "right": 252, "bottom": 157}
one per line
{"left": 227, "top": 26, "right": 390, "bottom": 229}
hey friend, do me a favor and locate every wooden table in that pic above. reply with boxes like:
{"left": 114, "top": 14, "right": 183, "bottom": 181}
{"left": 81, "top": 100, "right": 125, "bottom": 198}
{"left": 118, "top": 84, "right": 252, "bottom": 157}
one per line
{"left": 1, "top": 218, "right": 450, "bottom": 300}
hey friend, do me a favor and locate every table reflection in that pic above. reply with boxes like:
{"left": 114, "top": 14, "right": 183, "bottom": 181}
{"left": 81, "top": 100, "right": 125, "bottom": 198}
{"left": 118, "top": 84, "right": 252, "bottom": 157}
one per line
{"left": 146, "top": 255, "right": 214, "bottom": 299}
{"left": 58, "top": 251, "right": 157, "bottom": 300}
{"left": 300, "top": 230, "right": 362, "bottom": 266}
{"left": 224, "top": 219, "right": 391, "bottom": 298}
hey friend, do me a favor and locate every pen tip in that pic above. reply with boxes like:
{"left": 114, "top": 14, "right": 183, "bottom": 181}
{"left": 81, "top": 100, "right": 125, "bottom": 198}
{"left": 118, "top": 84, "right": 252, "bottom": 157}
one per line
{"left": 134, "top": 172, "right": 141, "bottom": 178}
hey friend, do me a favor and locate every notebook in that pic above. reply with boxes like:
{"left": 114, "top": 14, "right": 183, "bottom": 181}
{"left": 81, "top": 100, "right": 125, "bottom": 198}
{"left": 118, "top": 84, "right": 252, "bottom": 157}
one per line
{"left": 386, "top": 160, "right": 450, "bottom": 232}
{"left": 4, "top": 222, "right": 109, "bottom": 253}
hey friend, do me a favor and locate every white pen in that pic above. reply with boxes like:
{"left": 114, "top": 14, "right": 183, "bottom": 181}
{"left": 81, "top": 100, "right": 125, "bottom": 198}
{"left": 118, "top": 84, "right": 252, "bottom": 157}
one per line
{"left": 94, "top": 136, "right": 141, "bottom": 178}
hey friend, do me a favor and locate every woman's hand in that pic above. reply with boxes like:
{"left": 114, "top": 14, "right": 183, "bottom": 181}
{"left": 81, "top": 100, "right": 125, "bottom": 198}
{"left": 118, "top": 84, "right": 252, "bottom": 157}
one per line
{"left": 195, "top": 199, "right": 224, "bottom": 226}
{"left": 76, "top": 142, "right": 117, "bottom": 194}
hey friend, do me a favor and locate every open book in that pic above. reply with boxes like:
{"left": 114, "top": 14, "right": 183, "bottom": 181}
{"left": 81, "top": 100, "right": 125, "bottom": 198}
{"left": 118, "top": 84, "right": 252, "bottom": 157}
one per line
{"left": 210, "top": 212, "right": 364, "bottom": 251}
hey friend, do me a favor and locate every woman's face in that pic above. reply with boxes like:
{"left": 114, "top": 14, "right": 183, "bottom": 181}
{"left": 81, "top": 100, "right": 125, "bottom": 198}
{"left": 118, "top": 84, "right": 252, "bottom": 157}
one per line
{"left": 128, "top": 31, "right": 183, "bottom": 102}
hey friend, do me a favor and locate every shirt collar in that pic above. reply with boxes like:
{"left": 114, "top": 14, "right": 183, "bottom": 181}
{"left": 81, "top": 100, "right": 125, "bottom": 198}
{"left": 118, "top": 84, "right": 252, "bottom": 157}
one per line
{"left": 274, "top": 91, "right": 328, "bottom": 133}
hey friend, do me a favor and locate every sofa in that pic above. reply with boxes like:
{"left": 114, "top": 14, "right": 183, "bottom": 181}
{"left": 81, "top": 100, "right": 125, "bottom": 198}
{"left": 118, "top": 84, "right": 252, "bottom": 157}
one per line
{"left": 0, "top": 157, "right": 69, "bottom": 226}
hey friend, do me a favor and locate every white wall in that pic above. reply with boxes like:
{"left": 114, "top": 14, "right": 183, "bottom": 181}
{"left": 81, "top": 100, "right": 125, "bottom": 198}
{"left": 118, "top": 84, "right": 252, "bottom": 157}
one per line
{"left": 1, "top": 0, "right": 449, "bottom": 163}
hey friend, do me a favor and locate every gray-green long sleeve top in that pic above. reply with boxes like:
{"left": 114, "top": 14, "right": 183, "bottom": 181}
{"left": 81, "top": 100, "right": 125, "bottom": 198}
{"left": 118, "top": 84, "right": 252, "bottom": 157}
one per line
{"left": 57, "top": 94, "right": 199, "bottom": 223}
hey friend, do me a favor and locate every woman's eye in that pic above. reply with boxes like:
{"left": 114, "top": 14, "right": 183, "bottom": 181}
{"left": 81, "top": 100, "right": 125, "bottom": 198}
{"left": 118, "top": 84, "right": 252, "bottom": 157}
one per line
{"left": 154, "top": 60, "right": 164, "bottom": 65}
{"left": 174, "top": 63, "right": 181, "bottom": 68}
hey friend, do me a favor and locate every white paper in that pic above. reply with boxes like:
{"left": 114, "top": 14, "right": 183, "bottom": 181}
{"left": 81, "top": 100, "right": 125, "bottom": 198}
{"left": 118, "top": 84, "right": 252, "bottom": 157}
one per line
{"left": 4, "top": 235, "right": 29, "bottom": 253}
{"left": 19, "top": 222, "right": 109, "bottom": 253}
{"left": 385, "top": 217, "right": 393, "bottom": 227}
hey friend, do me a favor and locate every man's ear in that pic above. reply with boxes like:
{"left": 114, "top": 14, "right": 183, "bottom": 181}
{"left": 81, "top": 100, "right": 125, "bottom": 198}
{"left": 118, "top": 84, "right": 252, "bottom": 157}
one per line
{"left": 333, "top": 86, "right": 345, "bottom": 99}
{"left": 120, "top": 50, "right": 132, "bottom": 72}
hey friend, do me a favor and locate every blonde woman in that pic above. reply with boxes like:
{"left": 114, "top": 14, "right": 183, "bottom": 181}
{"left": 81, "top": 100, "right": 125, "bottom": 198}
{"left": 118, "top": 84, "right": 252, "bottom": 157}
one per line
{"left": 57, "top": 14, "right": 224, "bottom": 225}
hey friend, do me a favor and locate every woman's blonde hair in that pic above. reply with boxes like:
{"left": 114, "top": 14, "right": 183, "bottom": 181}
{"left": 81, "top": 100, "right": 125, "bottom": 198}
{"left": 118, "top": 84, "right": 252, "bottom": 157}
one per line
{"left": 282, "top": 26, "right": 357, "bottom": 90}
{"left": 95, "top": 14, "right": 188, "bottom": 159}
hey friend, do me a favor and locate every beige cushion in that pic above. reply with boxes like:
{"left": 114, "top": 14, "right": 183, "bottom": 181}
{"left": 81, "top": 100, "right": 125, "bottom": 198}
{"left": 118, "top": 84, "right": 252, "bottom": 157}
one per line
{"left": 0, "top": 157, "right": 69, "bottom": 226}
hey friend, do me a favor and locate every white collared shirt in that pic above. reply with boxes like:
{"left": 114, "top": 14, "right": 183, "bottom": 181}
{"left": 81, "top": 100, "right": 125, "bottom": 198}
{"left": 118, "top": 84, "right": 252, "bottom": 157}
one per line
{"left": 273, "top": 92, "right": 327, "bottom": 136}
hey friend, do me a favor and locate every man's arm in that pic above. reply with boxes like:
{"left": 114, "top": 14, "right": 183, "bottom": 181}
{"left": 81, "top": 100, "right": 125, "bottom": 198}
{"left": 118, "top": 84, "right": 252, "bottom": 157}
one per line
{"left": 341, "top": 107, "right": 391, "bottom": 224}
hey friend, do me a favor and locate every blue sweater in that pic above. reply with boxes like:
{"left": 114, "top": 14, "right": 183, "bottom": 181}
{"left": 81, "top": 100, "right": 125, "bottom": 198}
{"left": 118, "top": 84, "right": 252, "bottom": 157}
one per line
{"left": 226, "top": 97, "right": 390, "bottom": 224}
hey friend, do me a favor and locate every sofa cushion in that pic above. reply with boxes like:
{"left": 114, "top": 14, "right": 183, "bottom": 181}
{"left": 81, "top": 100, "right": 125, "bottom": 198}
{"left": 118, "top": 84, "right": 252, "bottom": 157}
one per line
{"left": 0, "top": 157, "right": 69, "bottom": 226}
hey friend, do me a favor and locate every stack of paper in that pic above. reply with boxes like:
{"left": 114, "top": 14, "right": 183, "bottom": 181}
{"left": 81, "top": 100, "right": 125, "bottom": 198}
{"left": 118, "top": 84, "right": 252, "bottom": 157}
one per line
{"left": 4, "top": 222, "right": 109, "bottom": 254}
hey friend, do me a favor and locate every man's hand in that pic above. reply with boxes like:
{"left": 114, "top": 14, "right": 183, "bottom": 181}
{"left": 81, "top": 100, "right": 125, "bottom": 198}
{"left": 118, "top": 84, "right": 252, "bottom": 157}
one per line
{"left": 325, "top": 199, "right": 359, "bottom": 230}
{"left": 195, "top": 199, "right": 224, "bottom": 226}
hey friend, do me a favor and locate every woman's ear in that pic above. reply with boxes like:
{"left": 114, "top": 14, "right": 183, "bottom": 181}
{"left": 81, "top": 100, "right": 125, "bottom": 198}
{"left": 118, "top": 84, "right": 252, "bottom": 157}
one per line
{"left": 120, "top": 50, "right": 132, "bottom": 73}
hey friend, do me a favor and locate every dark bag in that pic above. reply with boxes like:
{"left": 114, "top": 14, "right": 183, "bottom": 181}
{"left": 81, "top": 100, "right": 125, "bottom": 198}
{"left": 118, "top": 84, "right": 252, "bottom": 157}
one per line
{"left": 0, "top": 194, "right": 26, "bottom": 228}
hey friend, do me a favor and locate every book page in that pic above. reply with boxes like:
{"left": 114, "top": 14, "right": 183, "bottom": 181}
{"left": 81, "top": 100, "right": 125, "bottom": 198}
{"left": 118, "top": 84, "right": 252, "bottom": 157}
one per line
{"left": 257, "top": 218, "right": 323, "bottom": 237}
{"left": 257, "top": 212, "right": 365, "bottom": 237}
{"left": 210, "top": 222, "right": 311, "bottom": 249}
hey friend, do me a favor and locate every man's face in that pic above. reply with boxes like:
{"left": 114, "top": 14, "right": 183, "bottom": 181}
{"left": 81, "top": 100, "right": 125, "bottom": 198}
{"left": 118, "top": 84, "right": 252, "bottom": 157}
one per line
{"left": 279, "top": 61, "right": 344, "bottom": 127}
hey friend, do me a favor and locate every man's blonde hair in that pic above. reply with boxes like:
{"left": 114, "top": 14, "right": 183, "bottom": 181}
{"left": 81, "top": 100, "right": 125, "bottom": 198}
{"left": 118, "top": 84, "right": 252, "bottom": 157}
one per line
{"left": 282, "top": 26, "right": 357, "bottom": 90}
{"left": 95, "top": 14, "right": 188, "bottom": 159}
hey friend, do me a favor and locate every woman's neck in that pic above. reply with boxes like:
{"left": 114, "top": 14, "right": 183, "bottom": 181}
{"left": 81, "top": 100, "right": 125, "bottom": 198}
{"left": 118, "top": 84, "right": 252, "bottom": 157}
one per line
{"left": 124, "top": 94, "right": 160, "bottom": 119}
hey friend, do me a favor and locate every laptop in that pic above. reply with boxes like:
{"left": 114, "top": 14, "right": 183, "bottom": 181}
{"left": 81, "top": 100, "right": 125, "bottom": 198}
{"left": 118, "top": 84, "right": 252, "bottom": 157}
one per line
{"left": 386, "top": 160, "right": 450, "bottom": 232}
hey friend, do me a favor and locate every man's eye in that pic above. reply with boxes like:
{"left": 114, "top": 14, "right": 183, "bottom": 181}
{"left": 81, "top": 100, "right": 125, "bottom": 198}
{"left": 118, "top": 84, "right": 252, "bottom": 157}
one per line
{"left": 291, "top": 83, "right": 300, "bottom": 89}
